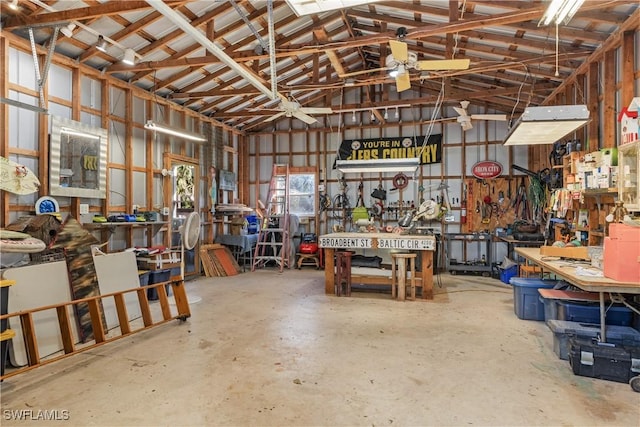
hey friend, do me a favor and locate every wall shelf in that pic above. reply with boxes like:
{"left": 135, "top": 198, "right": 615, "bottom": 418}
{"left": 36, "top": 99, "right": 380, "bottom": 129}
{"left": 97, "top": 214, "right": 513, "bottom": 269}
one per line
{"left": 83, "top": 221, "right": 168, "bottom": 237}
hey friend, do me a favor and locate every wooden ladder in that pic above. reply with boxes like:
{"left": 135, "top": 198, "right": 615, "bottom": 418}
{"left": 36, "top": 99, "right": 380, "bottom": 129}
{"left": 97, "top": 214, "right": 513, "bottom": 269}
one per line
{"left": 0, "top": 279, "right": 191, "bottom": 381}
{"left": 252, "top": 164, "right": 290, "bottom": 272}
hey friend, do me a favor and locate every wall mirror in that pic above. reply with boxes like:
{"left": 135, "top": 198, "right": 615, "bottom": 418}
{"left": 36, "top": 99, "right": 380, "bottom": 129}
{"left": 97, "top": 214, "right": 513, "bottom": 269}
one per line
{"left": 50, "top": 116, "right": 108, "bottom": 198}
{"left": 165, "top": 153, "right": 200, "bottom": 277}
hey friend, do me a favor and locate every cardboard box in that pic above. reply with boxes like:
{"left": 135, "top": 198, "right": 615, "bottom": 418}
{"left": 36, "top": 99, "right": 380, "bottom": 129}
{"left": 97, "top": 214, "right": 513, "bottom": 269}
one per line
{"left": 601, "top": 148, "right": 618, "bottom": 167}
{"left": 540, "top": 246, "right": 590, "bottom": 260}
{"left": 230, "top": 217, "right": 246, "bottom": 235}
{"left": 603, "top": 223, "right": 640, "bottom": 283}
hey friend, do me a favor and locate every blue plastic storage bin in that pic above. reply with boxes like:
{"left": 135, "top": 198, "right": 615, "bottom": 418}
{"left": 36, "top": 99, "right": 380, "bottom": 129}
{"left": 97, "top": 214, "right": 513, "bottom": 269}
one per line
{"left": 138, "top": 270, "right": 150, "bottom": 287}
{"left": 547, "top": 320, "right": 640, "bottom": 360}
{"left": 510, "top": 277, "right": 558, "bottom": 321}
{"left": 246, "top": 215, "right": 259, "bottom": 234}
{"left": 147, "top": 269, "right": 172, "bottom": 301}
{"left": 499, "top": 265, "right": 518, "bottom": 284}
{"left": 557, "top": 301, "right": 634, "bottom": 326}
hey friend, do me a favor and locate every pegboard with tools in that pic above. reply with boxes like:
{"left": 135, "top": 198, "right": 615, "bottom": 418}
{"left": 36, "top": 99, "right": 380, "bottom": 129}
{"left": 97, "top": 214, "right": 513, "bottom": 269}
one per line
{"left": 463, "top": 177, "right": 530, "bottom": 233}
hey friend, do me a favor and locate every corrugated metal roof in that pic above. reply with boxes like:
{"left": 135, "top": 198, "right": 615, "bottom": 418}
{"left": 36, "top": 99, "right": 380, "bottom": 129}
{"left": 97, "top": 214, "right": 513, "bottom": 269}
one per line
{"left": 2, "top": 0, "right": 638, "bottom": 131}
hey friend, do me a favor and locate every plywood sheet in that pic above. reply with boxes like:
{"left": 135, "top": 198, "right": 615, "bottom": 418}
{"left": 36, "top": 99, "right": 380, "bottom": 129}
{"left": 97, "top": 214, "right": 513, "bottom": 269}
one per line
{"left": 4, "top": 261, "right": 81, "bottom": 367}
{"left": 92, "top": 251, "right": 142, "bottom": 330}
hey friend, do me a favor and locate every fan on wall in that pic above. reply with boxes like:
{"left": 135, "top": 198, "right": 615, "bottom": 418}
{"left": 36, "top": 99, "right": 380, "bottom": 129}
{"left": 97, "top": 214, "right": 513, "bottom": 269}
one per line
{"left": 453, "top": 100, "right": 507, "bottom": 131}
{"left": 263, "top": 98, "right": 333, "bottom": 124}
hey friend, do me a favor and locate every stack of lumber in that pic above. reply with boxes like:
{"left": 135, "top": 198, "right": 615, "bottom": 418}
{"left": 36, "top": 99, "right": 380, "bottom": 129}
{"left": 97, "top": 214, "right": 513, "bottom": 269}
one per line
{"left": 200, "top": 244, "right": 241, "bottom": 277}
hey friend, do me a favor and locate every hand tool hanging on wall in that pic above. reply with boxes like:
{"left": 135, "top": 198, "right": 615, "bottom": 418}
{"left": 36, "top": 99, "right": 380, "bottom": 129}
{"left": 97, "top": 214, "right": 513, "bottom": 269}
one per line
{"left": 461, "top": 183, "right": 467, "bottom": 225}
{"left": 356, "top": 178, "right": 364, "bottom": 207}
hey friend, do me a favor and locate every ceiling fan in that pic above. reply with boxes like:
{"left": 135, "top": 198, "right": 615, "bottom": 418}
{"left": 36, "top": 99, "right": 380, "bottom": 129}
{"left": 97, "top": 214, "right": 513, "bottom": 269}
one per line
{"left": 263, "top": 98, "right": 333, "bottom": 124}
{"left": 453, "top": 101, "right": 507, "bottom": 131}
{"left": 385, "top": 39, "right": 470, "bottom": 92}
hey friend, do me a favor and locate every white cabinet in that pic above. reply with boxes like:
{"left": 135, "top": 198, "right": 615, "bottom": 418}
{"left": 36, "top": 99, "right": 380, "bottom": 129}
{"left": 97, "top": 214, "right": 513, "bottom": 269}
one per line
{"left": 618, "top": 140, "right": 640, "bottom": 211}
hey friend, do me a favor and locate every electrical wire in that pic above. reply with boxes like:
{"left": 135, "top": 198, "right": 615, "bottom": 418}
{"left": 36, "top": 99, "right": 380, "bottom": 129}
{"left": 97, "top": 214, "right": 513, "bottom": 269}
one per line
{"left": 417, "top": 78, "right": 445, "bottom": 160}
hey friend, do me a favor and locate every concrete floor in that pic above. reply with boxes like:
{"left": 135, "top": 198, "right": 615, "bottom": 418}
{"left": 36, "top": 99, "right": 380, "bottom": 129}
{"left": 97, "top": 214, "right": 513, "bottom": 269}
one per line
{"left": 1, "top": 269, "right": 639, "bottom": 426}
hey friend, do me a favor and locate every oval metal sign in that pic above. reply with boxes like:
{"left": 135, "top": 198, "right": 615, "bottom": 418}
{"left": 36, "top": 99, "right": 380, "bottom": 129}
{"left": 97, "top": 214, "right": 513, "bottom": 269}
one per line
{"left": 472, "top": 161, "right": 502, "bottom": 179}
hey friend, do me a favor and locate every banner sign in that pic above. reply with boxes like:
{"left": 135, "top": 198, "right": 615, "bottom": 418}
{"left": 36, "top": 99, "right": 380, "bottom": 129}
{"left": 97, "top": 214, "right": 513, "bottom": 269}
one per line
{"left": 336, "top": 134, "right": 442, "bottom": 165}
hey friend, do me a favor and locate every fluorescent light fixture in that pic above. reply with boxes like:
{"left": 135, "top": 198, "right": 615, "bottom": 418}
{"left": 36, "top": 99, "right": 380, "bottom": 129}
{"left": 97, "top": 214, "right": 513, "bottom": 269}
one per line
{"left": 336, "top": 158, "right": 420, "bottom": 174}
{"left": 61, "top": 127, "right": 100, "bottom": 140}
{"left": 122, "top": 48, "right": 136, "bottom": 65}
{"left": 60, "top": 23, "right": 76, "bottom": 38}
{"left": 285, "top": 0, "right": 380, "bottom": 17}
{"left": 95, "top": 35, "right": 108, "bottom": 53}
{"left": 539, "top": 0, "right": 585, "bottom": 26}
{"left": 144, "top": 120, "right": 206, "bottom": 142}
{"left": 503, "top": 105, "right": 589, "bottom": 146}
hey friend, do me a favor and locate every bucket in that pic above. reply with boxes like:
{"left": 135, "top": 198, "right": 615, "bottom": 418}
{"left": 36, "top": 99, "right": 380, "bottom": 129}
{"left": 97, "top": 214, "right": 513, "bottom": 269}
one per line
{"left": 246, "top": 215, "right": 259, "bottom": 234}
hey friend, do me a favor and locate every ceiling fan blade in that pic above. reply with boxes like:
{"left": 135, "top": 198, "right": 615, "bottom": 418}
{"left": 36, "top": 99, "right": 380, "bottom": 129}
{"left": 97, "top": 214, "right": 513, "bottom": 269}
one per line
{"left": 340, "top": 67, "right": 389, "bottom": 78}
{"left": 453, "top": 107, "right": 468, "bottom": 117}
{"left": 416, "top": 59, "right": 470, "bottom": 71}
{"left": 471, "top": 114, "right": 507, "bottom": 121}
{"left": 292, "top": 111, "right": 318, "bottom": 124}
{"left": 264, "top": 111, "right": 286, "bottom": 122}
{"left": 300, "top": 107, "right": 333, "bottom": 114}
{"left": 389, "top": 40, "right": 408, "bottom": 62}
{"left": 395, "top": 73, "right": 411, "bottom": 92}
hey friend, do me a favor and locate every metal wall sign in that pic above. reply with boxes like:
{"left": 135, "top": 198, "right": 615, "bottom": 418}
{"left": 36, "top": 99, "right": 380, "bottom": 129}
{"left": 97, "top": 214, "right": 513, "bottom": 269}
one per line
{"left": 336, "top": 134, "right": 442, "bottom": 165}
{"left": 319, "top": 234, "right": 436, "bottom": 251}
{"left": 471, "top": 160, "right": 503, "bottom": 179}
{"left": 318, "top": 236, "right": 372, "bottom": 249}
{"left": 376, "top": 237, "right": 435, "bottom": 250}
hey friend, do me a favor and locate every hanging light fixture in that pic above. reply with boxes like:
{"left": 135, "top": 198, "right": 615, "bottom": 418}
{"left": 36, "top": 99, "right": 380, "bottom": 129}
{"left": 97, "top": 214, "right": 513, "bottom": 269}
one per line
{"left": 370, "top": 110, "right": 375, "bottom": 121}
{"left": 122, "top": 48, "right": 136, "bottom": 65}
{"left": 144, "top": 120, "right": 206, "bottom": 142}
{"left": 538, "top": 0, "right": 585, "bottom": 26}
{"left": 8, "top": 0, "right": 18, "bottom": 10}
{"left": 336, "top": 158, "right": 420, "bottom": 174}
{"left": 351, "top": 111, "right": 356, "bottom": 123}
{"left": 95, "top": 35, "right": 108, "bottom": 53}
{"left": 395, "top": 107, "right": 399, "bottom": 119}
{"left": 384, "top": 108, "right": 389, "bottom": 120}
{"left": 503, "top": 105, "right": 589, "bottom": 146}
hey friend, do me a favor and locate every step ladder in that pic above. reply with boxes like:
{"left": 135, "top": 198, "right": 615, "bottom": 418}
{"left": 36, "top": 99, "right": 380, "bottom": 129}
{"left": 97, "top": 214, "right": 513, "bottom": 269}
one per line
{"left": 252, "top": 164, "right": 290, "bottom": 272}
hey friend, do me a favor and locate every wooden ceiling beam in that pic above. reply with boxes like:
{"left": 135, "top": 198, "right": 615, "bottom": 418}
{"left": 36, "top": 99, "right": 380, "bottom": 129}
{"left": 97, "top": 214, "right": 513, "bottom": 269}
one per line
{"left": 3, "top": 1, "right": 186, "bottom": 29}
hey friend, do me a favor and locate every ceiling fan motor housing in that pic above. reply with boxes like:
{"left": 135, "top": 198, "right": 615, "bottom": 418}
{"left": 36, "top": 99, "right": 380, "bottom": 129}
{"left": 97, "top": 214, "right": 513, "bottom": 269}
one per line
{"left": 386, "top": 51, "right": 418, "bottom": 69}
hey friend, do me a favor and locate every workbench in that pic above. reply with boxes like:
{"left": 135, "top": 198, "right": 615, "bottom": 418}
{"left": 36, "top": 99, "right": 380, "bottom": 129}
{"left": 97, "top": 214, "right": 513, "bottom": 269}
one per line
{"left": 318, "top": 233, "right": 436, "bottom": 299}
{"left": 515, "top": 247, "right": 640, "bottom": 342}
{"left": 496, "top": 235, "right": 545, "bottom": 261}
{"left": 445, "top": 232, "right": 493, "bottom": 276}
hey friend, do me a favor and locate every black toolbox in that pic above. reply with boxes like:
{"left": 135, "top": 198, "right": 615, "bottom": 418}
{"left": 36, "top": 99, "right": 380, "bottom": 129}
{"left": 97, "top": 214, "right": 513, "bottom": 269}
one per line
{"left": 569, "top": 337, "right": 640, "bottom": 384}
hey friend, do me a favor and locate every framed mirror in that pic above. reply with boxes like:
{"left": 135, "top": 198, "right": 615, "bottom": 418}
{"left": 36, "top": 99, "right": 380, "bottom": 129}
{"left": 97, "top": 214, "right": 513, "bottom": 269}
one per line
{"left": 50, "top": 116, "right": 108, "bottom": 199}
